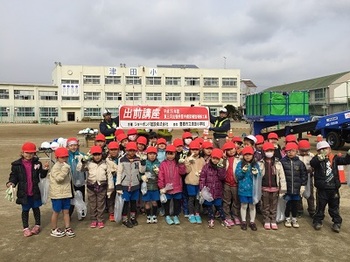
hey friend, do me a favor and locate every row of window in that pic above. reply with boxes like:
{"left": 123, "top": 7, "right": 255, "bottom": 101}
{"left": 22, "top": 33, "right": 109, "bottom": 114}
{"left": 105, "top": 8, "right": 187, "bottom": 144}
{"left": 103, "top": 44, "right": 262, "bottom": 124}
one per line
{"left": 0, "top": 107, "right": 58, "bottom": 117}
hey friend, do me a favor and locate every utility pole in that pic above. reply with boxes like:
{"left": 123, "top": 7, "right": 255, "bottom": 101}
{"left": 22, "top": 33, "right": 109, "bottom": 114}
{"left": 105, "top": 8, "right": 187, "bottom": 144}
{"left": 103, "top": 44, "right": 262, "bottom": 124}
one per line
{"left": 223, "top": 57, "right": 227, "bottom": 69}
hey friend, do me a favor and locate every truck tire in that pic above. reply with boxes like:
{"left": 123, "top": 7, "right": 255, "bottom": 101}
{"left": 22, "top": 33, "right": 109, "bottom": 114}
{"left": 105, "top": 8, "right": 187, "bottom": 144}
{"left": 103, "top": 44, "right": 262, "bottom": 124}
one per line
{"left": 326, "top": 132, "right": 341, "bottom": 149}
{"left": 339, "top": 140, "right": 345, "bottom": 148}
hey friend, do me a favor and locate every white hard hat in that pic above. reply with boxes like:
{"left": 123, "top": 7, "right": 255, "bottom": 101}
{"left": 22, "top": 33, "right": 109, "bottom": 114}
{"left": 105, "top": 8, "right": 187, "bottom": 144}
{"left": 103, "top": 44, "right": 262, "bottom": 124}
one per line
{"left": 103, "top": 109, "right": 111, "bottom": 116}
{"left": 316, "top": 141, "right": 330, "bottom": 150}
{"left": 78, "top": 130, "right": 84, "bottom": 134}
{"left": 40, "top": 141, "right": 50, "bottom": 149}
{"left": 219, "top": 107, "right": 227, "bottom": 113}
{"left": 57, "top": 137, "right": 65, "bottom": 146}
{"left": 244, "top": 135, "right": 257, "bottom": 144}
{"left": 50, "top": 142, "right": 59, "bottom": 151}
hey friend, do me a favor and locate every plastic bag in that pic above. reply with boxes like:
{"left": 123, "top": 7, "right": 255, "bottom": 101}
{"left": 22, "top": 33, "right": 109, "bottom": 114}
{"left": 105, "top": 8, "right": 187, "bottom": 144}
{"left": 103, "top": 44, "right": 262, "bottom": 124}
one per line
{"left": 73, "top": 190, "right": 87, "bottom": 220}
{"left": 201, "top": 186, "right": 213, "bottom": 202}
{"left": 141, "top": 181, "right": 147, "bottom": 195}
{"left": 252, "top": 173, "right": 262, "bottom": 204}
{"left": 5, "top": 185, "right": 16, "bottom": 202}
{"left": 38, "top": 176, "right": 50, "bottom": 205}
{"left": 276, "top": 196, "right": 287, "bottom": 223}
{"left": 71, "top": 157, "right": 85, "bottom": 187}
{"left": 302, "top": 173, "right": 311, "bottom": 199}
{"left": 114, "top": 194, "right": 124, "bottom": 223}
{"left": 160, "top": 193, "right": 167, "bottom": 203}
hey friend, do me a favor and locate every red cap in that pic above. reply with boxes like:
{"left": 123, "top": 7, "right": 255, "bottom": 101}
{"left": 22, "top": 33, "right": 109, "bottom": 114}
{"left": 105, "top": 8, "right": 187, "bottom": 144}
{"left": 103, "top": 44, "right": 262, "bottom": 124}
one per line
{"left": 117, "top": 133, "right": 128, "bottom": 142}
{"left": 194, "top": 137, "right": 204, "bottom": 145}
{"left": 285, "top": 134, "right": 297, "bottom": 143}
{"left": 285, "top": 142, "right": 298, "bottom": 151}
{"left": 90, "top": 145, "right": 102, "bottom": 154}
{"left": 22, "top": 142, "right": 37, "bottom": 153}
{"left": 189, "top": 141, "right": 201, "bottom": 150}
{"left": 108, "top": 141, "right": 119, "bottom": 150}
{"left": 55, "top": 147, "right": 69, "bottom": 158}
{"left": 202, "top": 141, "right": 213, "bottom": 149}
{"left": 267, "top": 132, "right": 279, "bottom": 140}
{"left": 127, "top": 128, "right": 137, "bottom": 136}
{"left": 182, "top": 132, "right": 192, "bottom": 139}
{"left": 95, "top": 134, "right": 106, "bottom": 142}
{"left": 157, "top": 138, "right": 167, "bottom": 145}
{"left": 165, "top": 145, "right": 176, "bottom": 153}
{"left": 66, "top": 137, "right": 78, "bottom": 146}
{"left": 137, "top": 136, "right": 147, "bottom": 146}
{"left": 255, "top": 135, "right": 265, "bottom": 145}
{"left": 173, "top": 138, "right": 184, "bottom": 147}
{"left": 242, "top": 146, "right": 254, "bottom": 155}
{"left": 298, "top": 140, "right": 311, "bottom": 150}
{"left": 114, "top": 129, "right": 124, "bottom": 137}
{"left": 211, "top": 148, "right": 223, "bottom": 159}
{"left": 222, "top": 142, "right": 235, "bottom": 151}
{"left": 146, "top": 146, "right": 157, "bottom": 154}
{"left": 232, "top": 136, "right": 243, "bottom": 143}
{"left": 262, "top": 142, "right": 275, "bottom": 151}
{"left": 126, "top": 142, "right": 137, "bottom": 151}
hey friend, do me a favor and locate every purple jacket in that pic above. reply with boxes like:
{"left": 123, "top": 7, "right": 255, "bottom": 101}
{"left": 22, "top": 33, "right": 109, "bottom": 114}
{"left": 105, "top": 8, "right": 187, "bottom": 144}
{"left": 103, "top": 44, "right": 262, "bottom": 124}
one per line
{"left": 158, "top": 159, "right": 187, "bottom": 194}
{"left": 199, "top": 161, "right": 226, "bottom": 199}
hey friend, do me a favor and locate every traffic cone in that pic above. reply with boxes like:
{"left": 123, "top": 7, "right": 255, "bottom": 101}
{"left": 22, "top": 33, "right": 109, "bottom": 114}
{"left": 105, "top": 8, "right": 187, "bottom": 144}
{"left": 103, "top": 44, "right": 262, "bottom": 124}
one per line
{"left": 338, "top": 165, "right": 347, "bottom": 184}
{"left": 316, "top": 134, "right": 323, "bottom": 142}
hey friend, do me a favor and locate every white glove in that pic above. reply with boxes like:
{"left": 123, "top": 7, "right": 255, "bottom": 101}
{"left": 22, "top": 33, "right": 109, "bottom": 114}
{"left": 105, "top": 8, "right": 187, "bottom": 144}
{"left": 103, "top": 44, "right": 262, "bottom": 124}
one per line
{"left": 153, "top": 166, "right": 159, "bottom": 174}
{"left": 116, "top": 190, "right": 123, "bottom": 195}
{"left": 242, "top": 164, "right": 249, "bottom": 172}
{"left": 107, "top": 190, "right": 112, "bottom": 198}
{"left": 160, "top": 188, "right": 167, "bottom": 194}
{"left": 141, "top": 175, "right": 148, "bottom": 182}
{"left": 217, "top": 158, "right": 224, "bottom": 168}
{"left": 251, "top": 167, "right": 258, "bottom": 175}
{"left": 178, "top": 158, "right": 185, "bottom": 164}
{"left": 318, "top": 154, "right": 325, "bottom": 161}
{"left": 5, "top": 185, "right": 15, "bottom": 202}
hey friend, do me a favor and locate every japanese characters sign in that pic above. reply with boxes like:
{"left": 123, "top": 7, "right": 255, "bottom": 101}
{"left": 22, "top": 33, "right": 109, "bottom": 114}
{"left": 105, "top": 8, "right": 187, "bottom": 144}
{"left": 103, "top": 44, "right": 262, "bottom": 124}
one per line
{"left": 119, "top": 106, "right": 210, "bottom": 129}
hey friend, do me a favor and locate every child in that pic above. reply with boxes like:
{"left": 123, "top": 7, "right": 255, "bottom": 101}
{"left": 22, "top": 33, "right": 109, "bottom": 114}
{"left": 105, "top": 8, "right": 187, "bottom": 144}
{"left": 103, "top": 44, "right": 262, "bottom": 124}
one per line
{"left": 148, "top": 132, "right": 158, "bottom": 147}
{"left": 66, "top": 137, "right": 86, "bottom": 219}
{"left": 235, "top": 146, "right": 261, "bottom": 231}
{"left": 297, "top": 140, "right": 315, "bottom": 217}
{"left": 199, "top": 148, "right": 231, "bottom": 228}
{"left": 127, "top": 128, "right": 138, "bottom": 142}
{"left": 49, "top": 147, "right": 75, "bottom": 237}
{"left": 182, "top": 132, "right": 193, "bottom": 152}
{"left": 137, "top": 136, "right": 148, "bottom": 153}
{"left": 141, "top": 146, "right": 161, "bottom": 223}
{"left": 77, "top": 145, "right": 114, "bottom": 229}
{"left": 201, "top": 141, "right": 213, "bottom": 163}
{"left": 184, "top": 141, "right": 206, "bottom": 224}
{"left": 106, "top": 141, "right": 120, "bottom": 221}
{"left": 95, "top": 133, "right": 108, "bottom": 159}
{"left": 280, "top": 143, "right": 307, "bottom": 228}
{"left": 311, "top": 141, "right": 350, "bottom": 233}
{"left": 6, "top": 142, "right": 49, "bottom": 237}
{"left": 117, "top": 133, "right": 128, "bottom": 158}
{"left": 258, "top": 142, "right": 286, "bottom": 230}
{"left": 116, "top": 142, "right": 146, "bottom": 228}
{"left": 267, "top": 132, "right": 283, "bottom": 160}
{"left": 158, "top": 145, "right": 187, "bottom": 225}
{"left": 243, "top": 135, "right": 257, "bottom": 147}
{"left": 157, "top": 138, "right": 167, "bottom": 163}
{"left": 254, "top": 135, "right": 265, "bottom": 161}
{"left": 222, "top": 141, "right": 241, "bottom": 226}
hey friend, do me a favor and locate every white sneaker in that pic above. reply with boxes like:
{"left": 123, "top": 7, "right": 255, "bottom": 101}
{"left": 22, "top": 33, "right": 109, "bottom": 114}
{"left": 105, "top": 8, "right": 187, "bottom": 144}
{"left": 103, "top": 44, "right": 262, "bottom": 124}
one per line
{"left": 50, "top": 228, "right": 65, "bottom": 238}
{"left": 152, "top": 216, "right": 158, "bottom": 223}
{"left": 146, "top": 216, "right": 152, "bottom": 224}
{"left": 292, "top": 218, "right": 300, "bottom": 228}
{"left": 284, "top": 218, "right": 292, "bottom": 228}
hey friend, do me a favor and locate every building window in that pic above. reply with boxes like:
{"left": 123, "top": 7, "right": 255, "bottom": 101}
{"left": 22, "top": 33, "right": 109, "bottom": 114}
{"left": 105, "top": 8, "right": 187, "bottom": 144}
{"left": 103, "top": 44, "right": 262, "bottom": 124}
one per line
{"left": 204, "top": 78, "right": 219, "bottom": 87}
{"left": 62, "top": 97, "right": 80, "bottom": 101}
{"left": 106, "top": 92, "right": 122, "bottom": 101}
{"left": 185, "top": 77, "right": 200, "bottom": 86}
{"left": 314, "top": 89, "right": 325, "bottom": 102}
{"left": 222, "top": 92, "right": 237, "bottom": 102}
{"left": 203, "top": 92, "right": 219, "bottom": 102}
{"left": 126, "top": 92, "right": 142, "bottom": 101}
{"left": 39, "top": 91, "right": 58, "bottom": 100}
{"left": 84, "top": 108, "right": 100, "bottom": 117}
{"left": 105, "top": 76, "right": 121, "bottom": 85}
{"left": 185, "top": 92, "right": 200, "bottom": 101}
{"left": 107, "top": 108, "right": 119, "bottom": 116}
{"left": 83, "top": 75, "right": 100, "bottom": 85}
{"left": 84, "top": 92, "right": 101, "bottom": 101}
{"left": 165, "top": 92, "right": 181, "bottom": 101}
{"left": 61, "top": 79, "right": 79, "bottom": 84}
{"left": 146, "top": 77, "right": 161, "bottom": 85}
{"left": 14, "top": 90, "right": 34, "bottom": 100}
{"left": 39, "top": 107, "right": 58, "bottom": 117}
{"left": 0, "top": 89, "right": 9, "bottom": 99}
{"left": 146, "top": 92, "right": 162, "bottom": 101}
{"left": 126, "top": 76, "right": 141, "bottom": 85}
{"left": 165, "top": 77, "right": 181, "bottom": 86}
{"left": 222, "top": 78, "right": 237, "bottom": 87}
{"left": 0, "top": 107, "right": 9, "bottom": 117}
{"left": 17, "top": 107, "right": 35, "bottom": 117}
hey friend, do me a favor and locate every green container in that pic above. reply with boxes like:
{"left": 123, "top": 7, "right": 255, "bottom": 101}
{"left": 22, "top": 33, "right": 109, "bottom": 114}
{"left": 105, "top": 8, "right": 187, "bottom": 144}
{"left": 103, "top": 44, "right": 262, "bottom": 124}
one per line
{"left": 288, "top": 92, "right": 309, "bottom": 115}
{"left": 261, "top": 92, "right": 286, "bottom": 115}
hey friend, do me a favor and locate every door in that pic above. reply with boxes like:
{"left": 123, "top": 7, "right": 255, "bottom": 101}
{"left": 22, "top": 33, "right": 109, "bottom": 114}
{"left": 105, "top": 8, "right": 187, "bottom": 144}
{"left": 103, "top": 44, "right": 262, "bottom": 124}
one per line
{"left": 67, "top": 112, "right": 75, "bottom": 121}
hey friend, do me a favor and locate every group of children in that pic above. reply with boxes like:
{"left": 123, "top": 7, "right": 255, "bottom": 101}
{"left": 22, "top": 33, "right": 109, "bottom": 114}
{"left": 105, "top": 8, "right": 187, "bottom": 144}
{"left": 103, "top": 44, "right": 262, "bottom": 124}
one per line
{"left": 6, "top": 128, "right": 350, "bottom": 237}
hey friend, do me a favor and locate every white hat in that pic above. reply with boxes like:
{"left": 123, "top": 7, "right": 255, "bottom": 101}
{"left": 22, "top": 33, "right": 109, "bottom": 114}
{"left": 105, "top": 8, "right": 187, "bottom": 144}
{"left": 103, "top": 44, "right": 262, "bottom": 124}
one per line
{"left": 103, "top": 109, "right": 111, "bottom": 116}
{"left": 219, "top": 107, "right": 227, "bottom": 113}
{"left": 316, "top": 141, "right": 330, "bottom": 150}
{"left": 244, "top": 135, "right": 257, "bottom": 144}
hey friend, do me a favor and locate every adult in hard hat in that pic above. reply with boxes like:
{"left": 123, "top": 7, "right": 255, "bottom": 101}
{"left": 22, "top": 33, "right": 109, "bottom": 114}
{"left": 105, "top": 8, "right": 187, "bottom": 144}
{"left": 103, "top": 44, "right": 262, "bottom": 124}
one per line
{"left": 99, "top": 109, "right": 119, "bottom": 144}
{"left": 209, "top": 107, "right": 231, "bottom": 149}
{"left": 310, "top": 141, "right": 350, "bottom": 233}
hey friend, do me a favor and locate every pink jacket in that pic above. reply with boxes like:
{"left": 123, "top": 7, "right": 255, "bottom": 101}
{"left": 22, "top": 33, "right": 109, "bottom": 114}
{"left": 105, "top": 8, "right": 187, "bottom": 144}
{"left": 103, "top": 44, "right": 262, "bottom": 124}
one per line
{"left": 158, "top": 159, "right": 187, "bottom": 194}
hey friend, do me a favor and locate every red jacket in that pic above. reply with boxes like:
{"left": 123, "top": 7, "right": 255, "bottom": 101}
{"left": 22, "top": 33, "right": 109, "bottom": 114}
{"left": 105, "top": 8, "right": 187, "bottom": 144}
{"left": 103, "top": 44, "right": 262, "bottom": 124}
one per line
{"left": 158, "top": 159, "right": 187, "bottom": 194}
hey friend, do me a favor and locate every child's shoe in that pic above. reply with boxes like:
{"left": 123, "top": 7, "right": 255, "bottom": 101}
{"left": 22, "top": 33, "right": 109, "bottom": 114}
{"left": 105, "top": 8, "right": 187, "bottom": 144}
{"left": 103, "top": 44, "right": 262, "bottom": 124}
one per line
{"left": 271, "top": 223, "right": 278, "bottom": 230}
{"left": 152, "top": 215, "right": 158, "bottom": 223}
{"left": 98, "top": 221, "right": 105, "bottom": 229}
{"left": 188, "top": 215, "right": 197, "bottom": 224}
{"left": 122, "top": 220, "right": 133, "bottom": 228}
{"left": 331, "top": 223, "right": 341, "bottom": 233}
{"left": 264, "top": 223, "right": 271, "bottom": 230}
{"left": 208, "top": 219, "right": 215, "bottom": 229}
{"left": 313, "top": 223, "right": 322, "bottom": 230}
{"left": 90, "top": 221, "right": 98, "bottom": 228}
{"left": 65, "top": 227, "right": 76, "bottom": 238}
{"left": 284, "top": 218, "right": 292, "bottom": 228}
{"left": 240, "top": 222, "right": 247, "bottom": 230}
{"left": 165, "top": 216, "right": 174, "bottom": 225}
{"left": 226, "top": 218, "right": 235, "bottom": 227}
{"left": 30, "top": 225, "right": 41, "bottom": 235}
{"left": 130, "top": 218, "right": 138, "bottom": 226}
{"left": 50, "top": 228, "right": 65, "bottom": 238}
{"left": 292, "top": 218, "right": 299, "bottom": 228}
{"left": 146, "top": 216, "right": 152, "bottom": 224}
{"left": 173, "top": 216, "right": 180, "bottom": 225}
{"left": 233, "top": 217, "right": 241, "bottom": 225}
{"left": 23, "top": 228, "right": 33, "bottom": 237}
{"left": 195, "top": 215, "right": 202, "bottom": 224}
{"left": 109, "top": 213, "right": 115, "bottom": 222}
{"left": 221, "top": 219, "right": 232, "bottom": 229}
{"left": 249, "top": 222, "right": 258, "bottom": 231}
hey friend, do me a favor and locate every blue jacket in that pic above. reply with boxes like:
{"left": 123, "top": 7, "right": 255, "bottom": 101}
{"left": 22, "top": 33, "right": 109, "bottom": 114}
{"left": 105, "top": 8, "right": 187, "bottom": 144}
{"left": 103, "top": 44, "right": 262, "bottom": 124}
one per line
{"left": 235, "top": 161, "right": 261, "bottom": 197}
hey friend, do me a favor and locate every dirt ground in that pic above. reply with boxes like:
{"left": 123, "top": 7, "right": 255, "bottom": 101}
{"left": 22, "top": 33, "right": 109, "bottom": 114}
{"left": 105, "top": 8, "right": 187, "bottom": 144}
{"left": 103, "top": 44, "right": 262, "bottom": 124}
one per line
{"left": 1, "top": 122, "right": 350, "bottom": 262}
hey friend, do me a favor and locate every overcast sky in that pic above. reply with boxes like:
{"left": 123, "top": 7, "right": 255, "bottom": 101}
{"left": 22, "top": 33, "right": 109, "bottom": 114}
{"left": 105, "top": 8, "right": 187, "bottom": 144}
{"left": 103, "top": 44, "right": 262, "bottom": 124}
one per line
{"left": 1, "top": 0, "right": 349, "bottom": 90}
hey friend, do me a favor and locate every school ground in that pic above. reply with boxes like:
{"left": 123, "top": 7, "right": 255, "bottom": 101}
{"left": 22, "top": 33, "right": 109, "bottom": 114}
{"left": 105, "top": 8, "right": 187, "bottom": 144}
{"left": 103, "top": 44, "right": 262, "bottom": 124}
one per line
{"left": 1, "top": 122, "right": 349, "bottom": 262}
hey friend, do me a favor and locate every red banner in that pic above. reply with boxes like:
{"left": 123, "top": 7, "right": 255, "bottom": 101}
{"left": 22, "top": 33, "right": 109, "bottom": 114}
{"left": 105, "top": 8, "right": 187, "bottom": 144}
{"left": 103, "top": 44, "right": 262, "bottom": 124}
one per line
{"left": 119, "top": 105, "right": 210, "bottom": 129}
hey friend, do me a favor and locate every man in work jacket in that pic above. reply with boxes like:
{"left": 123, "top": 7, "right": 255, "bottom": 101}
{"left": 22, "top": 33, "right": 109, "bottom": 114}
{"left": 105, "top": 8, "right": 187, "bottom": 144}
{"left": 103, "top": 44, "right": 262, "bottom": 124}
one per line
{"left": 99, "top": 109, "right": 119, "bottom": 144}
{"left": 209, "top": 107, "right": 231, "bottom": 149}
